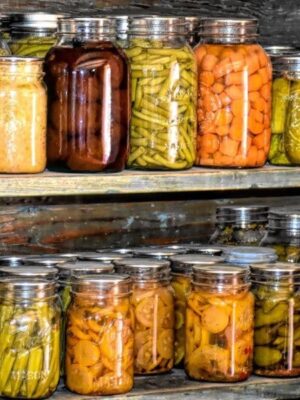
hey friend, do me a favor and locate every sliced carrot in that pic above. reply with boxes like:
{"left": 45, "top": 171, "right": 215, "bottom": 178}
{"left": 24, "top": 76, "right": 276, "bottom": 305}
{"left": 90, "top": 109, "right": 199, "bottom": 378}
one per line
{"left": 212, "top": 82, "right": 224, "bottom": 94}
{"left": 200, "top": 71, "right": 215, "bottom": 87}
{"left": 207, "top": 45, "right": 222, "bottom": 57}
{"left": 221, "top": 48, "right": 235, "bottom": 59}
{"left": 233, "top": 154, "right": 247, "bottom": 167}
{"left": 225, "top": 71, "right": 244, "bottom": 86}
{"left": 214, "top": 58, "right": 233, "bottom": 79}
{"left": 199, "top": 133, "right": 220, "bottom": 154}
{"left": 260, "top": 83, "right": 271, "bottom": 100}
{"left": 252, "top": 132, "right": 266, "bottom": 149}
{"left": 195, "top": 46, "right": 207, "bottom": 65}
{"left": 229, "top": 117, "right": 243, "bottom": 141}
{"left": 249, "top": 91, "right": 259, "bottom": 102}
{"left": 250, "top": 94, "right": 265, "bottom": 112}
{"left": 246, "top": 54, "right": 260, "bottom": 75}
{"left": 258, "top": 67, "right": 269, "bottom": 85}
{"left": 225, "top": 85, "right": 243, "bottom": 100}
{"left": 237, "top": 45, "right": 248, "bottom": 56}
{"left": 216, "top": 125, "right": 230, "bottom": 136}
{"left": 231, "top": 99, "right": 244, "bottom": 117}
{"left": 220, "top": 91, "right": 232, "bottom": 106}
{"left": 202, "top": 54, "right": 219, "bottom": 71}
{"left": 219, "top": 155, "right": 234, "bottom": 166}
{"left": 219, "top": 136, "right": 239, "bottom": 157}
{"left": 215, "top": 108, "right": 233, "bottom": 126}
{"left": 197, "top": 108, "right": 205, "bottom": 121}
{"left": 249, "top": 73, "right": 263, "bottom": 91}
{"left": 263, "top": 128, "right": 271, "bottom": 144}
{"left": 264, "top": 113, "right": 271, "bottom": 128}
{"left": 248, "top": 117, "right": 263, "bottom": 135}
{"left": 200, "top": 119, "right": 216, "bottom": 133}
{"left": 199, "top": 157, "right": 214, "bottom": 166}
{"left": 258, "top": 49, "right": 268, "bottom": 67}
{"left": 203, "top": 93, "right": 221, "bottom": 112}
{"left": 249, "top": 108, "right": 264, "bottom": 123}
{"left": 230, "top": 52, "right": 245, "bottom": 72}
{"left": 246, "top": 145, "right": 258, "bottom": 166}
{"left": 213, "top": 151, "right": 224, "bottom": 165}
{"left": 256, "top": 149, "right": 266, "bottom": 166}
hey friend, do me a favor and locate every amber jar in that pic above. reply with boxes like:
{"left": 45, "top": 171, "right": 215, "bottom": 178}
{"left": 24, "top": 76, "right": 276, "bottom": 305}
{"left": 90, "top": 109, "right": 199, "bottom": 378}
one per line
{"left": 114, "top": 258, "right": 175, "bottom": 375}
{"left": 45, "top": 17, "right": 129, "bottom": 172}
{"left": 185, "top": 264, "right": 254, "bottom": 382}
{"left": 65, "top": 274, "right": 134, "bottom": 395}
{"left": 195, "top": 18, "right": 272, "bottom": 167}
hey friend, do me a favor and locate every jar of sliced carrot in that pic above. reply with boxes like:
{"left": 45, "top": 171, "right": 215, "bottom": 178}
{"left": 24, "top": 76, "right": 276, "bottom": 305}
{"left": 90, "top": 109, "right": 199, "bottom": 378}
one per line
{"left": 170, "top": 254, "right": 225, "bottom": 367}
{"left": 185, "top": 264, "right": 254, "bottom": 382}
{"left": 195, "top": 18, "right": 272, "bottom": 168}
{"left": 65, "top": 274, "right": 134, "bottom": 395}
{"left": 114, "top": 258, "right": 175, "bottom": 375}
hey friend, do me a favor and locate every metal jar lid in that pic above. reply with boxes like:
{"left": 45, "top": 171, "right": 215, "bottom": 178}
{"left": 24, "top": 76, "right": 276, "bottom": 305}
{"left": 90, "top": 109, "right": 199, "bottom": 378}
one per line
{"left": 193, "top": 264, "right": 250, "bottom": 287}
{"left": 216, "top": 205, "right": 269, "bottom": 224}
{"left": 268, "top": 208, "right": 300, "bottom": 231}
{"left": 187, "top": 244, "right": 224, "bottom": 256}
{"left": 0, "top": 255, "right": 26, "bottom": 267}
{"left": 171, "top": 254, "right": 225, "bottom": 275}
{"left": 251, "top": 262, "right": 300, "bottom": 284}
{"left": 272, "top": 55, "right": 300, "bottom": 73}
{"left": 224, "top": 247, "right": 278, "bottom": 265}
{"left": 0, "top": 279, "right": 57, "bottom": 299}
{"left": 129, "top": 16, "right": 187, "bottom": 36}
{"left": 132, "top": 246, "right": 185, "bottom": 259}
{"left": 0, "top": 266, "right": 58, "bottom": 280}
{"left": 78, "top": 252, "right": 131, "bottom": 263}
{"left": 264, "top": 46, "right": 296, "bottom": 55}
{"left": 58, "top": 17, "right": 116, "bottom": 35}
{"left": 23, "top": 255, "right": 73, "bottom": 267}
{"left": 57, "top": 261, "right": 114, "bottom": 279}
{"left": 10, "top": 12, "right": 64, "bottom": 31}
{"left": 97, "top": 248, "right": 135, "bottom": 255}
{"left": 71, "top": 274, "right": 131, "bottom": 296}
{"left": 114, "top": 258, "right": 170, "bottom": 279}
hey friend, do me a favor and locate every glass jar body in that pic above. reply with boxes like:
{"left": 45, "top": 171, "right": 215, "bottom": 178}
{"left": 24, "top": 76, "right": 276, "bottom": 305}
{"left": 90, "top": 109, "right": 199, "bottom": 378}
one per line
{"left": 125, "top": 34, "right": 197, "bottom": 170}
{"left": 10, "top": 30, "right": 56, "bottom": 57}
{"left": 0, "top": 62, "right": 46, "bottom": 173}
{"left": 65, "top": 291, "right": 134, "bottom": 395}
{"left": 131, "top": 279, "right": 175, "bottom": 374}
{"left": 210, "top": 221, "right": 267, "bottom": 246}
{"left": 0, "top": 295, "right": 61, "bottom": 399}
{"left": 195, "top": 43, "right": 272, "bottom": 168}
{"left": 185, "top": 283, "right": 254, "bottom": 382}
{"left": 253, "top": 281, "right": 300, "bottom": 376}
{"left": 45, "top": 34, "right": 130, "bottom": 172}
{"left": 261, "top": 229, "right": 300, "bottom": 262}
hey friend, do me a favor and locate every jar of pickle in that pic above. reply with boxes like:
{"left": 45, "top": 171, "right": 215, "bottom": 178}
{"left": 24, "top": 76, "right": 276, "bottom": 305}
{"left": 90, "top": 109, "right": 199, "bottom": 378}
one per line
{"left": 170, "top": 254, "right": 225, "bottom": 367}
{"left": 261, "top": 208, "right": 300, "bottom": 262}
{"left": 0, "top": 266, "right": 59, "bottom": 280}
{"left": 0, "top": 57, "right": 46, "bottom": 173}
{"left": 195, "top": 18, "right": 272, "bottom": 167}
{"left": 114, "top": 258, "right": 175, "bottom": 374}
{"left": 251, "top": 263, "right": 300, "bottom": 376}
{"left": 210, "top": 205, "right": 269, "bottom": 246}
{"left": 45, "top": 17, "right": 129, "bottom": 172}
{"left": 185, "top": 17, "right": 201, "bottom": 48}
{"left": 224, "top": 246, "right": 278, "bottom": 266}
{"left": 0, "top": 279, "right": 61, "bottom": 399}
{"left": 9, "top": 13, "right": 61, "bottom": 57}
{"left": 66, "top": 274, "right": 134, "bottom": 395}
{"left": 185, "top": 264, "right": 254, "bottom": 382}
{"left": 24, "top": 255, "right": 75, "bottom": 267}
{"left": 125, "top": 17, "right": 197, "bottom": 170}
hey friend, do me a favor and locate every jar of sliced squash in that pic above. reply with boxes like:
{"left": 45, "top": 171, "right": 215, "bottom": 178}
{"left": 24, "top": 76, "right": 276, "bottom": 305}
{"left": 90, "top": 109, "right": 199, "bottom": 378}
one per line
{"left": 251, "top": 263, "right": 300, "bottom": 376}
{"left": 185, "top": 264, "right": 254, "bottom": 382}
{"left": 65, "top": 274, "right": 134, "bottom": 395}
{"left": 170, "top": 254, "right": 225, "bottom": 367}
{"left": 114, "top": 258, "right": 175, "bottom": 374}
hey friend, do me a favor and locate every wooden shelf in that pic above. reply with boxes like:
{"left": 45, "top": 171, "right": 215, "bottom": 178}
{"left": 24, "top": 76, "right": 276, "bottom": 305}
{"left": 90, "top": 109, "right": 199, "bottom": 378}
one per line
{"left": 1, "top": 165, "right": 300, "bottom": 197}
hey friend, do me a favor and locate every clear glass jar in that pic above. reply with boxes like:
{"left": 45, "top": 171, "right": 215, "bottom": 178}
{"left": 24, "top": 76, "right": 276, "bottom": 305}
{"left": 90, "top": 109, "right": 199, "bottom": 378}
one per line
{"left": 251, "top": 263, "right": 300, "bottom": 376}
{"left": 185, "top": 264, "right": 254, "bottom": 382}
{"left": 185, "top": 17, "right": 202, "bottom": 48}
{"left": 195, "top": 18, "right": 272, "bottom": 168}
{"left": 9, "top": 13, "right": 61, "bottom": 57}
{"left": 170, "top": 254, "right": 225, "bottom": 367}
{"left": 210, "top": 205, "right": 269, "bottom": 246}
{"left": 224, "top": 246, "right": 278, "bottom": 266}
{"left": 23, "top": 255, "right": 74, "bottom": 267}
{"left": 125, "top": 17, "right": 197, "bottom": 170}
{"left": 45, "top": 17, "right": 130, "bottom": 172}
{"left": 0, "top": 57, "right": 46, "bottom": 173}
{"left": 114, "top": 258, "right": 175, "bottom": 375}
{"left": 66, "top": 274, "right": 134, "bottom": 395}
{"left": 261, "top": 208, "right": 300, "bottom": 262}
{"left": 0, "top": 266, "right": 59, "bottom": 280}
{"left": 0, "top": 279, "right": 61, "bottom": 399}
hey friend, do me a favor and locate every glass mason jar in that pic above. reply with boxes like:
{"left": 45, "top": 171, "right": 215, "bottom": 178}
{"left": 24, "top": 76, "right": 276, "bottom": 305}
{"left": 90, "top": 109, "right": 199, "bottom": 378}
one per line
{"left": 210, "top": 205, "right": 269, "bottom": 246}
{"left": 185, "top": 264, "right": 254, "bottom": 382}
{"left": 97, "top": 247, "right": 135, "bottom": 255}
{"left": 261, "top": 208, "right": 300, "bottom": 262}
{"left": 45, "top": 17, "right": 130, "bottom": 172}
{"left": 224, "top": 246, "right": 278, "bottom": 266}
{"left": 9, "top": 13, "right": 61, "bottom": 57}
{"left": 0, "top": 266, "right": 59, "bottom": 280}
{"left": 195, "top": 18, "right": 272, "bottom": 168}
{"left": 170, "top": 254, "right": 225, "bottom": 367}
{"left": 114, "top": 258, "right": 175, "bottom": 375}
{"left": 24, "top": 255, "right": 74, "bottom": 267}
{"left": 185, "top": 17, "right": 202, "bottom": 48}
{"left": 0, "top": 57, "right": 46, "bottom": 173}
{"left": 0, "top": 279, "right": 61, "bottom": 399}
{"left": 65, "top": 274, "right": 134, "bottom": 395}
{"left": 125, "top": 17, "right": 197, "bottom": 170}
{"left": 251, "top": 263, "right": 300, "bottom": 376}
{"left": 0, "top": 28, "right": 10, "bottom": 55}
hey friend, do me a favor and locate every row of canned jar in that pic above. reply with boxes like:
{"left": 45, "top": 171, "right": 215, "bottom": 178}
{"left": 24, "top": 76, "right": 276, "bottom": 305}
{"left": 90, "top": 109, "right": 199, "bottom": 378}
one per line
{"left": 0, "top": 14, "right": 298, "bottom": 173}
{"left": 0, "top": 245, "right": 299, "bottom": 397}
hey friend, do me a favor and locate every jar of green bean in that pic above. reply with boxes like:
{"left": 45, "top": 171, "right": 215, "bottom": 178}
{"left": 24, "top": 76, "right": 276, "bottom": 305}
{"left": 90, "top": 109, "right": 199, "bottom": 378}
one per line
{"left": 125, "top": 17, "right": 197, "bottom": 170}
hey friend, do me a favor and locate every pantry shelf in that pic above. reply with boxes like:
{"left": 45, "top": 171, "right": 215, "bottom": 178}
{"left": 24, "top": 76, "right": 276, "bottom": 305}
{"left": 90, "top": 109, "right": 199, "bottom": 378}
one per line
{"left": 1, "top": 165, "right": 300, "bottom": 197}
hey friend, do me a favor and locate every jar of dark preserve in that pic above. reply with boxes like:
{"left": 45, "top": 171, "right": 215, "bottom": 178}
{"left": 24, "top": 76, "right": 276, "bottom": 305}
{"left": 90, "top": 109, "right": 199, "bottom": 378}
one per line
{"left": 45, "top": 18, "right": 130, "bottom": 172}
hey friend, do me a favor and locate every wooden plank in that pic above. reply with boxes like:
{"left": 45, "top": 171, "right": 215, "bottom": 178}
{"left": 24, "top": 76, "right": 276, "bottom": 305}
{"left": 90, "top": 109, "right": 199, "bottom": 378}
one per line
{"left": 0, "top": 166, "right": 300, "bottom": 198}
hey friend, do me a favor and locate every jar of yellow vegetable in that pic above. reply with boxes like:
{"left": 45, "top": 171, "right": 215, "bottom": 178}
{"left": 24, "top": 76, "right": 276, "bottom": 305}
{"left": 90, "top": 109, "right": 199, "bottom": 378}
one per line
{"left": 185, "top": 264, "right": 254, "bottom": 382}
{"left": 114, "top": 258, "right": 175, "bottom": 375}
{"left": 125, "top": 17, "right": 197, "bottom": 170}
{"left": 0, "top": 279, "right": 60, "bottom": 399}
{"left": 251, "top": 263, "right": 300, "bottom": 377}
{"left": 170, "top": 254, "right": 225, "bottom": 367}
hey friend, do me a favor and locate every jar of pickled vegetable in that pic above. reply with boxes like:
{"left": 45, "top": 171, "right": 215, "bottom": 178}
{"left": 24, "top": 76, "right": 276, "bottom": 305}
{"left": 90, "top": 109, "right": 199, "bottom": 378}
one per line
{"left": 0, "top": 57, "right": 46, "bottom": 173}
{"left": 66, "top": 274, "right": 134, "bottom": 395}
{"left": 165, "top": 243, "right": 225, "bottom": 256}
{"left": 9, "top": 13, "right": 61, "bottom": 57}
{"left": 170, "top": 254, "right": 225, "bottom": 367}
{"left": 45, "top": 17, "right": 129, "bottom": 172}
{"left": 0, "top": 279, "right": 60, "bottom": 399}
{"left": 264, "top": 46, "right": 296, "bottom": 63}
{"left": 114, "top": 258, "right": 175, "bottom": 374}
{"left": 195, "top": 18, "right": 272, "bottom": 167}
{"left": 185, "top": 264, "right": 254, "bottom": 382}
{"left": 224, "top": 246, "right": 277, "bottom": 266}
{"left": 126, "top": 17, "right": 197, "bottom": 170}
{"left": 251, "top": 263, "right": 300, "bottom": 376}
{"left": 261, "top": 208, "right": 300, "bottom": 262}
{"left": 210, "top": 205, "right": 269, "bottom": 246}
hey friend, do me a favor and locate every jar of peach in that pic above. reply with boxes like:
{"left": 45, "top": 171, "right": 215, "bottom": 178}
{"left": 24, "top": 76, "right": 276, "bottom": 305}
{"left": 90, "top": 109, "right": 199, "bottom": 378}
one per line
{"left": 114, "top": 258, "right": 175, "bottom": 375}
{"left": 65, "top": 274, "right": 134, "bottom": 396}
{"left": 185, "top": 264, "right": 254, "bottom": 382}
{"left": 195, "top": 18, "right": 272, "bottom": 168}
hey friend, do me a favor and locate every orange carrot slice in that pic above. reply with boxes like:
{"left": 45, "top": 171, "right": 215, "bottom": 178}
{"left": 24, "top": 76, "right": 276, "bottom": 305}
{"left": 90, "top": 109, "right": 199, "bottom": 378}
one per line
{"left": 219, "top": 136, "right": 239, "bottom": 157}
{"left": 230, "top": 52, "right": 245, "bottom": 72}
{"left": 215, "top": 108, "right": 233, "bottom": 126}
{"left": 225, "top": 71, "right": 244, "bottom": 86}
{"left": 260, "top": 83, "right": 271, "bottom": 100}
{"left": 258, "top": 67, "right": 270, "bottom": 85}
{"left": 246, "top": 145, "right": 258, "bottom": 166}
{"left": 202, "top": 54, "right": 219, "bottom": 71}
{"left": 249, "top": 73, "right": 263, "bottom": 91}
{"left": 212, "top": 82, "right": 224, "bottom": 94}
{"left": 199, "top": 133, "right": 220, "bottom": 153}
{"left": 195, "top": 46, "right": 207, "bottom": 65}
{"left": 216, "top": 125, "right": 229, "bottom": 136}
{"left": 220, "top": 92, "right": 232, "bottom": 106}
{"left": 246, "top": 54, "right": 260, "bottom": 75}
{"left": 252, "top": 132, "right": 267, "bottom": 149}
{"left": 225, "top": 85, "right": 243, "bottom": 100}
{"left": 199, "top": 71, "right": 215, "bottom": 87}
{"left": 229, "top": 117, "right": 243, "bottom": 141}
{"left": 256, "top": 149, "right": 266, "bottom": 166}
{"left": 231, "top": 99, "right": 244, "bottom": 117}
{"left": 214, "top": 58, "right": 233, "bottom": 79}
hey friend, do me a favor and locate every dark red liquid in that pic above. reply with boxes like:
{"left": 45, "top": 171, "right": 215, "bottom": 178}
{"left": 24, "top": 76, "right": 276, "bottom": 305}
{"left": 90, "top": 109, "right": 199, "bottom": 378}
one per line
{"left": 45, "top": 40, "right": 129, "bottom": 172}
